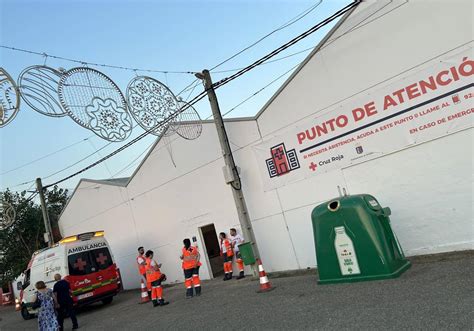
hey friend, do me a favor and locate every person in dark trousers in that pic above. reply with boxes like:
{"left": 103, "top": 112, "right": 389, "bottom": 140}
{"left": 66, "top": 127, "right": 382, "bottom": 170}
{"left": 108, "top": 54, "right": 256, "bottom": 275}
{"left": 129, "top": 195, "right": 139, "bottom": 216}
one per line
{"left": 53, "top": 273, "right": 79, "bottom": 330}
{"left": 180, "top": 238, "right": 202, "bottom": 298}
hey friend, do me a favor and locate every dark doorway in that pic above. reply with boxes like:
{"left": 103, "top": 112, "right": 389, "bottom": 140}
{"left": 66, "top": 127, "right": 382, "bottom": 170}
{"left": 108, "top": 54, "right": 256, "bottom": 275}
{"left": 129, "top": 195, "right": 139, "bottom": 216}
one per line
{"left": 199, "top": 224, "right": 223, "bottom": 277}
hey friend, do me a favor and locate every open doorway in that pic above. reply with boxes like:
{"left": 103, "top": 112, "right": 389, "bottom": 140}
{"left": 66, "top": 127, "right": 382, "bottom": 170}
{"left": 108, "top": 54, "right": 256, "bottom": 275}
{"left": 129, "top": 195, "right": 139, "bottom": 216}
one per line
{"left": 199, "top": 224, "right": 223, "bottom": 278}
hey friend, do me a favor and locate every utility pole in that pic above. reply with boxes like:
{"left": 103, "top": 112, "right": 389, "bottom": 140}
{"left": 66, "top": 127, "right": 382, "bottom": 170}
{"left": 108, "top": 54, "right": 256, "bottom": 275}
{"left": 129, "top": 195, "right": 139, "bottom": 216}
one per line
{"left": 36, "top": 178, "right": 54, "bottom": 247}
{"left": 196, "top": 69, "right": 261, "bottom": 276}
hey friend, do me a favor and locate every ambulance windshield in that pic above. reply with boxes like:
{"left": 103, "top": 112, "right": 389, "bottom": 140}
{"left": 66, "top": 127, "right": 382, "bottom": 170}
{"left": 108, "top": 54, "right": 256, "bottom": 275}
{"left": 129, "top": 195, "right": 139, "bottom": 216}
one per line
{"left": 68, "top": 247, "right": 113, "bottom": 276}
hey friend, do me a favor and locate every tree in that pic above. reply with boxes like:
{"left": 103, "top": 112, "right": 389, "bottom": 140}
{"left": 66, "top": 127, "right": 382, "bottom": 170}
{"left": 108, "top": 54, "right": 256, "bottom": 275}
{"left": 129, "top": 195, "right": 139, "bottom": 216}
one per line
{"left": 0, "top": 186, "right": 69, "bottom": 285}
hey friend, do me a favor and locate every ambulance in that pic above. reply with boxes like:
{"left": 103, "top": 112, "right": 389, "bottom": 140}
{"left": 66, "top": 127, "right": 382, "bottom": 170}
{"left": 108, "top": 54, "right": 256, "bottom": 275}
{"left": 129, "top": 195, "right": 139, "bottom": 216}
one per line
{"left": 15, "top": 231, "right": 122, "bottom": 320}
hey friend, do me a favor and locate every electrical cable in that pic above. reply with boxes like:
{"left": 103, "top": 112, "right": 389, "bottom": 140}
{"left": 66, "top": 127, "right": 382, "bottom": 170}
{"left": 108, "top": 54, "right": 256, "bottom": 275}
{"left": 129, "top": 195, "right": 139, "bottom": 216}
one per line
{"left": 0, "top": 45, "right": 197, "bottom": 75}
{"left": 212, "top": 1, "right": 359, "bottom": 91}
{"left": 221, "top": 61, "right": 302, "bottom": 118}
{"left": 211, "top": 46, "right": 314, "bottom": 74}
{"left": 209, "top": 0, "right": 323, "bottom": 71}
{"left": 0, "top": 138, "right": 90, "bottom": 176}
{"left": 176, "top": 0, "right": 326, "bottom": 109}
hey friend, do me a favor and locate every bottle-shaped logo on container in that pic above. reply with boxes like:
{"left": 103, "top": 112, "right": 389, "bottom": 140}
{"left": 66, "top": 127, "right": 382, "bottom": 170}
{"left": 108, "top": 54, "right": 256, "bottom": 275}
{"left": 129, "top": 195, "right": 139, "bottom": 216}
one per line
{"left": 334, "top": 226, "right": 360, "bottom": 276}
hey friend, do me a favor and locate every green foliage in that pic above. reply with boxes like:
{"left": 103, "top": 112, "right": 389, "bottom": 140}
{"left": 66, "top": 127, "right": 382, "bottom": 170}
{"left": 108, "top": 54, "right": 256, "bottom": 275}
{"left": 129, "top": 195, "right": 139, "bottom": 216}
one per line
{"left": 0, "top": 186, "right": 69, "bottom": 285}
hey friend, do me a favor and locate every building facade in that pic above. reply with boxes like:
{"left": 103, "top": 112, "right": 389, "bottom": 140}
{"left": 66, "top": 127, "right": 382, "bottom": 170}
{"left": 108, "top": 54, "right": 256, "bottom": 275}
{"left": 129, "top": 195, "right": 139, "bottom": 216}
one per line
{"left": 59, "top": 0, "right": 473, "bottom": 290}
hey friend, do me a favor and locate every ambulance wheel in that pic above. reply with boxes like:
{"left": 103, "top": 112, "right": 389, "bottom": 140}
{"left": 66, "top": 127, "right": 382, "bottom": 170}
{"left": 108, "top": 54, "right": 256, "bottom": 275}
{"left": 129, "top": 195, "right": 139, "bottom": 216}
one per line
{"left": 102, "top": 297, "right": 113, "bottom": 305}
{"left": 21, "top": 306, "right": 33, "bottom": 320}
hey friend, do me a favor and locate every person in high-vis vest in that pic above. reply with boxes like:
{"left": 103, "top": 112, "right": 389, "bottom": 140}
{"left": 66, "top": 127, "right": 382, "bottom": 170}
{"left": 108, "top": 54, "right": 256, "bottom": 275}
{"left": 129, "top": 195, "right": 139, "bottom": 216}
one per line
{"left": 229, "top": 228, "right": 245, "bottom": 279}
{"left": 180, "top": 238, "right": 202, "bottom": 298}
{"left": 136, "top": 247, "right": 147, "bottom": 283}
{"left": 145, "top": 250, "right": 169, "bottom": 307}
{"left": 137, "top": 246, "right": 151, "bottom": 298}
{"left": 219, "top": 232, "right": 234, "bottom": 281}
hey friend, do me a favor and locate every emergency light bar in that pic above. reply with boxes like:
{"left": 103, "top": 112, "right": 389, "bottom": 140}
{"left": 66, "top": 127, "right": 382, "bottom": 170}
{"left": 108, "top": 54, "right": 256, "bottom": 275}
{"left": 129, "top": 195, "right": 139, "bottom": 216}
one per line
{"left": 59, "top": 231, "right": 105, "bottom": 244}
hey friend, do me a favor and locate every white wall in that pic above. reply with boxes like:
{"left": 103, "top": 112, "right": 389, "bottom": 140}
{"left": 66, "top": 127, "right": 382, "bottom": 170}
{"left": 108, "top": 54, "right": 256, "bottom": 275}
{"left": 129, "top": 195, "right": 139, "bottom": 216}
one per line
{"left": 59, "top": 0, "right": 473, "bottom": 288}
{"left": 247, "top": 0, "right": 473, "bottom": 267}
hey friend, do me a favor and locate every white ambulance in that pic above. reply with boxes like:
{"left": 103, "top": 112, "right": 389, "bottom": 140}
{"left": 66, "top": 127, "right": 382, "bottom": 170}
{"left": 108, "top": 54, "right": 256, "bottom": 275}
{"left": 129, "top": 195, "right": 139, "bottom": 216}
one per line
{"left": 16, "top": 231, "right": 122, "bottom": 320}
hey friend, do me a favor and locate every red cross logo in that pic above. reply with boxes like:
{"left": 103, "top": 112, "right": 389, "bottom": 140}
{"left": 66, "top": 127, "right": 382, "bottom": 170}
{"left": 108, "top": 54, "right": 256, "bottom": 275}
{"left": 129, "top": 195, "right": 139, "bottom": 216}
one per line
{"left": 273, "top": 148, "right": 284, "bottom": 160}
{"left": 74, "top": 258, "right": 87, "bottom": 271}
{"left": 96, "top": 253, "right": 108, "bottom": 265}
{"left": 309, "top": 162, "right": 317, "bottom": 171}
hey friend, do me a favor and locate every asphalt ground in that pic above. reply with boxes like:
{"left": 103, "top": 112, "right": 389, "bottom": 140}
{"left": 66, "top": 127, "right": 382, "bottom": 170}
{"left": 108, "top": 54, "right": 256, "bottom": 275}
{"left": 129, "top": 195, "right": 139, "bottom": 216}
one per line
{"left": 1, "top": 251, "right": 472, "bottom": 330}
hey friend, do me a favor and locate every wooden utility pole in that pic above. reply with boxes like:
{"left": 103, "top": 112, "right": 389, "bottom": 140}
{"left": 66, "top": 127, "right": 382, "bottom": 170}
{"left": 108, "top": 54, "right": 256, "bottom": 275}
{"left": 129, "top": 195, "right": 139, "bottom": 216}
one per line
{"left": 36, "top": 178, "right": 54, "bottom": 247}
{"left": 196, "top": 69, "right": 260, "bottom": 276}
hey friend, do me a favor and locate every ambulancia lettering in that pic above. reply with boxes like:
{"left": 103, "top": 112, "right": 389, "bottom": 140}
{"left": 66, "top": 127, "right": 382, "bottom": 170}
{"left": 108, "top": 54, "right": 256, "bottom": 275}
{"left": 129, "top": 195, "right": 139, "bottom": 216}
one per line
{"left": 68, "top": 242, "right": 107, "bottom": 255}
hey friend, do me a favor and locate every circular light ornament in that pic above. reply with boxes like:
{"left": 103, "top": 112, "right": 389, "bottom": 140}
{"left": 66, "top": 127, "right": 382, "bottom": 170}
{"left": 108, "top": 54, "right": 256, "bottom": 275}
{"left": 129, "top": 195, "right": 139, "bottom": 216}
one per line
{"left": 0, "top": 196, "right": 16, "bottom": 230}
{"left": 58, "top": 67, "right": 133, "bottom": 142}
{"left": 126, "top": 76, "right": 179, "bottom": 137}
{"left": 174, "top": 100, "right": 202, "bottom": 140}
{"left": 18, "top": 65, "right": 67, "bottom": 117}
{"left": 0, "top": 68, "right": 20, "bottom": 127}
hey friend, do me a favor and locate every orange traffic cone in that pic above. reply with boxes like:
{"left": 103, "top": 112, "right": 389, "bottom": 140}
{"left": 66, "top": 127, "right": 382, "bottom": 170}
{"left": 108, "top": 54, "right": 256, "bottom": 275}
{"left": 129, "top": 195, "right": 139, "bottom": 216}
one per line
{"left": 139, "top": 279, "right": 150, "bottom": 304}
{"left": 257, "top": 259, "right": 275, "bottom": 293}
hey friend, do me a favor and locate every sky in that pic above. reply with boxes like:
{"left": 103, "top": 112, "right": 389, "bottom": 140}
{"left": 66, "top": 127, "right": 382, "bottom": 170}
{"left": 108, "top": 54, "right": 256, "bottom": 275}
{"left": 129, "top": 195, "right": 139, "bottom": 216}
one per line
{"left": 0, "top": 0, "right": 348, "bottom": 194}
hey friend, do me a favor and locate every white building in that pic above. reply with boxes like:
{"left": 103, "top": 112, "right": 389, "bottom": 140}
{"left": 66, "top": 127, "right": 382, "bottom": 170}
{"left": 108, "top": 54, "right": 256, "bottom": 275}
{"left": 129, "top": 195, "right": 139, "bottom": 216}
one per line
{"left": 59, "top": 0, "right": 473, "bottom": 290}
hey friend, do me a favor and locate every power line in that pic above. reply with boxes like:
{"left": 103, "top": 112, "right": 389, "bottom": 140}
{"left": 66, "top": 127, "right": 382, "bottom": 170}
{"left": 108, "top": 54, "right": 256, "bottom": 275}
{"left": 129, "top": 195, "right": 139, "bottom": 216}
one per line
{"left": 76, "top": 135, "right": 180, "bottom": 191}
{"left": 109, "top": 139, "right": 161, "bottom": 178}
{"left": 222, "top": 61, "right": 302, "bottom": 118}
{"left": 209, "top": 0, "right": 323, "bottom": 71}
{"left": 216, "top": 0, "right": 400, "bottom": 115}
{"left": 203, "top": 60, "right": 302, "bottom": 121}
{"left": 212, "top": 1, "right": 359, "bottom": 91}
{"left": 0, "top": 138, "right": 90, "bottom": 176}
{"left": 211, "top": 46, "right": 314, "bottom": 74}
{"left": 0, "top": 45, "right": 197, "bottom": 75}
{"left": 175, "top": 0, "right": 326, "bottom": 110}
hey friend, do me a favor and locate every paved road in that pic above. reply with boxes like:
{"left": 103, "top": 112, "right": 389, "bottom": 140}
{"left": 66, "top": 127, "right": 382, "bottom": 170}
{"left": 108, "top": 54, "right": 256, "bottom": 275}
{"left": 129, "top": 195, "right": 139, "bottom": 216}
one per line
{"left": 1, "top": 251, "right": 472, "bottom": 330}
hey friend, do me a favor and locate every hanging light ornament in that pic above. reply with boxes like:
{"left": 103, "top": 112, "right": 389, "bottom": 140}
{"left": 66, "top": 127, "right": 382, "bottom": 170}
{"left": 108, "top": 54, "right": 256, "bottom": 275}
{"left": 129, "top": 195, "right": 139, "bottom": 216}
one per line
{"left": 173, "top": 99, "right": 202, "bottom": 140}
{"left": 126, "top": 76, "right": 179, "bottom": 137}
{"left": 58, "top": 67, "right": 133, "bottom": 142}
{"left": 18, "top": 65, "right": 67, "bottom": 117}
{"left": 0, "top": 194, "right": 16, "bottom": 230}
{"left": 0, "top": 67, "right": 20, "bottom": 128}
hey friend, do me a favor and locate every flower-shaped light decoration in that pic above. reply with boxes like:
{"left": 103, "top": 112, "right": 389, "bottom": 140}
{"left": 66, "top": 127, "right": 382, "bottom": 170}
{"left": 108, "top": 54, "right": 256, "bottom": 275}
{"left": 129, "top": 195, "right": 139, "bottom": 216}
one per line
{"left": 58, "top": 67, "right": 133, "bottom": 142}
{"left": 0, "top": 68, "right": 20, "bottom": 128}
{"left": 126, "top": 76, "right": 179, "bottom": 137}
{"left": 86, "top": 97, "right": 133, "bottom": 142}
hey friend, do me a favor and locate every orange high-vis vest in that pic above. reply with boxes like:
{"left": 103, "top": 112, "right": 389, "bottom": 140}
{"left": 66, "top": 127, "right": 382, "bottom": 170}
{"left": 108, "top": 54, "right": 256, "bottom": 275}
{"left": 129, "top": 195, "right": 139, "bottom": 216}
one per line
{"left": 221, "top": 239, "right": 234, "bottom": 257}
{"left": 137, "top": 255, "right": 146, "bottom": 275}
{"left": 145, "top": 257, "right": 161, "bottom": 282}
{"left": 182, "top": 246, "right": 200, "bottom": 270}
